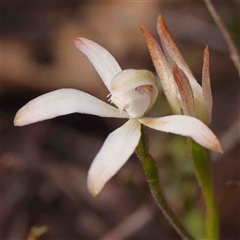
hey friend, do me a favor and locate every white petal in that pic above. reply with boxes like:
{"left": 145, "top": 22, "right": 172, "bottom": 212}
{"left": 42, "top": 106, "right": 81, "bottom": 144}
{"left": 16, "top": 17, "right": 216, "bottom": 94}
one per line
{"left": 87, "top": 119, "right": 141, "bottom": 196}
{"left": 74, "top": 38, "right": 122, "bottom": 91}
{"left": 139, "top": 116, "right": 223, "bottom": 153}
{"left": 14, "top": 89, "right": 129, "bottom": 126}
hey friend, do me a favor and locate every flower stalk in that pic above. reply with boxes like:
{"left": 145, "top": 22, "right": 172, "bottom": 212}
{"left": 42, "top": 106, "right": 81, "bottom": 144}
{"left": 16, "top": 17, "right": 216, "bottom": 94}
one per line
{"left": 136, "top": 126, "right": 194, "bottom": 240}
{"left": 188, "top": 139, "right": 219, "bottom": 240}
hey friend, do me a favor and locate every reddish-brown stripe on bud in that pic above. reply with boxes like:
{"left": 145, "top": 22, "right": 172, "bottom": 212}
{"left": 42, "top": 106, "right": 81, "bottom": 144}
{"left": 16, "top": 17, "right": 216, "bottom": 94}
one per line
{"left": 173, "top": 64, "right": 195, "bottom": 116}
{"left": 202, "top": 46, "right": 213, "bottom": 124}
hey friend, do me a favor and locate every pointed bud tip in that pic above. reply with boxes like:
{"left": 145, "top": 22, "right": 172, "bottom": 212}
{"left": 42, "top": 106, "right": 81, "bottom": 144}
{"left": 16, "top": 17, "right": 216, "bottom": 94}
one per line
{"left": 158, "top": 14, "right": 163, "bottom": 21}
{"left": 139, "top": 27, "right": 154, "bottom": 44}
{"left": 203, "top": 45, "right": 210, "bottom": 58}
{"left": 139, "top": 26, "right": 149, "bottom": 35}
{"left": 158, "top": 14, "right": 165, "bottom": 28}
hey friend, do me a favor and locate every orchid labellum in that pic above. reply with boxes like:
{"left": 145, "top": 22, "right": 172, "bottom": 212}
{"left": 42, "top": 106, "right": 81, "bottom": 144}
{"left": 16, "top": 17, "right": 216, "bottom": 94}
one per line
{"left": 14, "top": 37, "right": 222, "bottom": 196}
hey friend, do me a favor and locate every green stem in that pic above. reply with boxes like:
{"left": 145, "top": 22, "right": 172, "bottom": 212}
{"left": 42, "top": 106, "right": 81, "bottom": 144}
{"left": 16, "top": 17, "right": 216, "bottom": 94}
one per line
{"left": 188, "top": 139, "right": 219, "bottom": 240}
{"left": 136, "top": 126, "right": 194, "bottom": 240}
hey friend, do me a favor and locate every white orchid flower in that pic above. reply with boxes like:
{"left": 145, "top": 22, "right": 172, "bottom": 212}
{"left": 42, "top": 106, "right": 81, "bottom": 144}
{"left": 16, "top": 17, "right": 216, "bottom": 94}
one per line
{"left": 14, "top": 38, "right": 222, "bottom": 196}
{"left": 141, "top": 15, "right": 213, "bottom": 125}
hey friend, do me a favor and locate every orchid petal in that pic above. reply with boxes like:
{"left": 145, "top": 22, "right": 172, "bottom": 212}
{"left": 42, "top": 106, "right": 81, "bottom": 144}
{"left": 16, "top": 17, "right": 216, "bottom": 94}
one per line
{"left": 14, "top": 89, "right": 129, "bottom": 126}
{"left": 87, "top": 119, "right": 141, "bottom": 196}
{"left": 173, "top": 64, "right": 195, "bottom": 116}
{"left": 202, "top": 46, "right": 213, "bottom": 124}
{"left": 74, "top": 38, "right": 122, "bottom": 91}
{"left": 110, "top": 69, "right": 158, "bottom": 118}
{"left": 139, "top": 115, "right": 223, "bottom": 153}
{"left": 140, "top": 26, "right": 181, "bottom": 114}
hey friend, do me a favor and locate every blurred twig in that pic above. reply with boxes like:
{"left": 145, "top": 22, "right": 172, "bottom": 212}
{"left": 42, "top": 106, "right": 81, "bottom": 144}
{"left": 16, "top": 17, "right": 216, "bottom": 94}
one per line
{"left": 203, "top": 0, "right": 240, "bottom": 76}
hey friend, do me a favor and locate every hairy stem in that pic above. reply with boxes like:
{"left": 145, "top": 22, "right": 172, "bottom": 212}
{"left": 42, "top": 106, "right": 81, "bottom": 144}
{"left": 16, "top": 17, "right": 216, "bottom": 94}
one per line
{"left": 135, "top": 126, "right": 194, "bottom": 240}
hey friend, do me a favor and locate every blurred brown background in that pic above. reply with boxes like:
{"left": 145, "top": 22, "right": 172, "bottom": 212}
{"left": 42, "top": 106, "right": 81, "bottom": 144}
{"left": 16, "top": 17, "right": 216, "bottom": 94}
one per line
{"left": 1, "top": 0, "right": 239, "bottom": 239}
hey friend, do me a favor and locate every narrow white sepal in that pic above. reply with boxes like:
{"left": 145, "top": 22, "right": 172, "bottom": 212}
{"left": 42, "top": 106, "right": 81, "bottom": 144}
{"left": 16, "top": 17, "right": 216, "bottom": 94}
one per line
{"left": 14, "top": 89, "right": 129, "bottom": 126}
{"left": 74, "top": 37, "right": 122, "bottom": 91}
{"left": 87, "top": 119, "right": 141, "bottom": 196}
{"left": 139, "top": 115, "right": 223, "bottom": 153}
